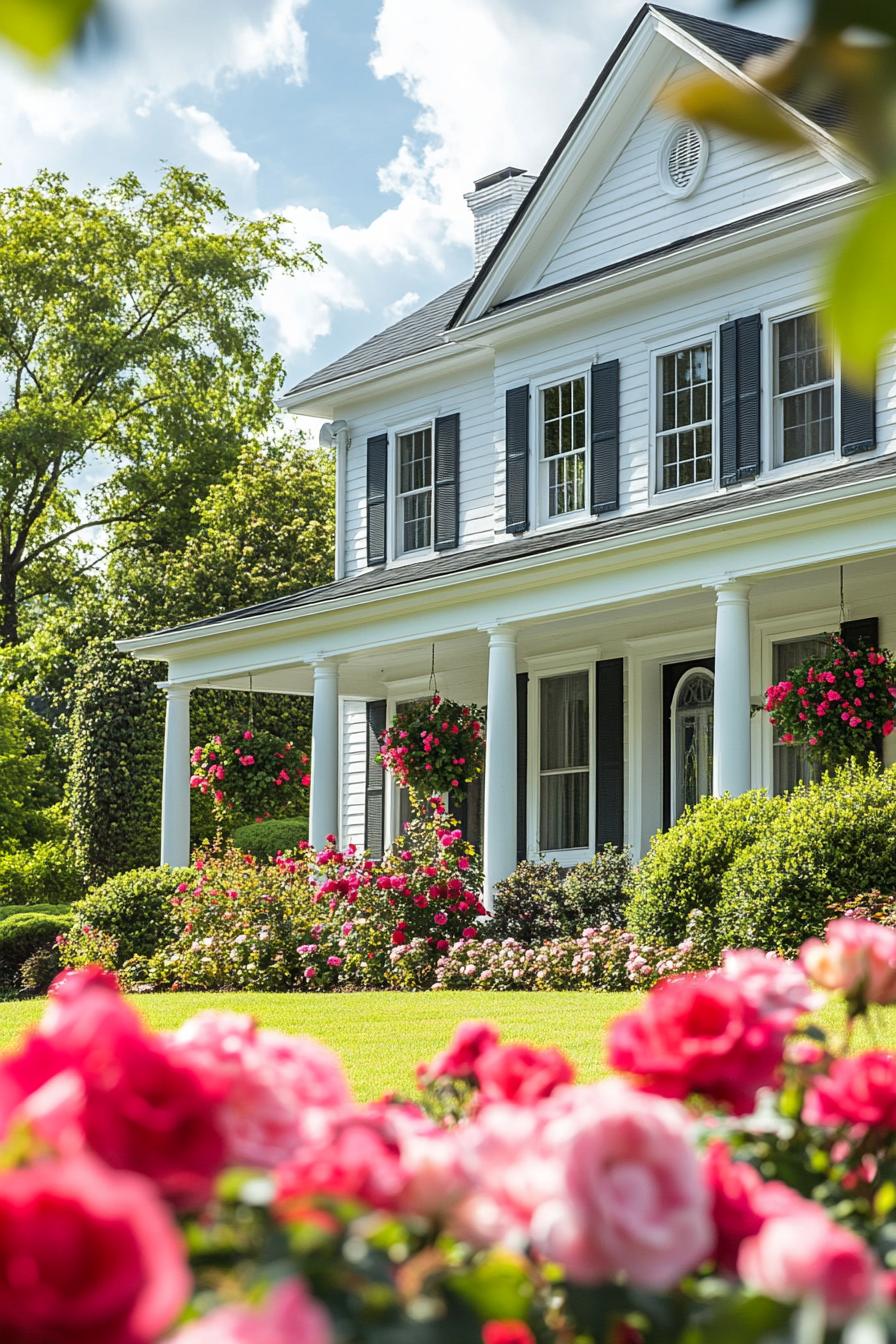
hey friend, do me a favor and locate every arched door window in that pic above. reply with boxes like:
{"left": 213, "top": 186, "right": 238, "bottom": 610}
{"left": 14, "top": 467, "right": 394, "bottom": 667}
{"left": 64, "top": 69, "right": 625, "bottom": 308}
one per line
{"left": 672, "top": 669, "right": 714, "bottom": 820}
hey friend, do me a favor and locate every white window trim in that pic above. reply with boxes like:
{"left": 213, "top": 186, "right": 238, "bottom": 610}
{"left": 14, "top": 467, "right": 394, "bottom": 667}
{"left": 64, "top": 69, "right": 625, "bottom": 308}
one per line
{"left": 526, "top": 648, "right": 599, "bottom": 865}
{"left": 388, "top": 419, "right": 436, "bottom": 565}
{"left": 669, "top": 666, "right": 715, "bottom": 822}
{"left": 531, "top": 367, "right": 591, "bottom": 533}
{"left": 761, "top": 302, "right": 845, "bottom": 483}
{"left": 648, "top": 328, "right": 719, "bottom": 505}
{"left": 754, "top": 608, "right": 842, "bottom": 794}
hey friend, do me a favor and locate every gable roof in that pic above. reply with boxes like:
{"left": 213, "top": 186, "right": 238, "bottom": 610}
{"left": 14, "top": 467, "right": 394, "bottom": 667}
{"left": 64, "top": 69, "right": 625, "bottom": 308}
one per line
{"left": 284, "top": 5, "right": 845, "bottom": 403}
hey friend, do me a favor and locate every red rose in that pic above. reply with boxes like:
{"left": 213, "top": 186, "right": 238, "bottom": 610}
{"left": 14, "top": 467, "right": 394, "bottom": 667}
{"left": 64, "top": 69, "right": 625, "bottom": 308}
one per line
{"left": 803, "top": 1051, "right": 896, "bottom": 1129}
{"left": 608, "top": 973, "right": 785, "bottom": 1113}
{"left": 0, "top": 1155, "right": 188, "bottom": 1344}
{"left": 391, "top": 928, "right": 408, "bottom": 946}
{"left": 482, "top": 1324, "right": 535, "bottom": 1344}
{"left": 418, "top": 1020, "right": 499, "bottom": 1083}
{"left": 703, "top": 1140, "right": 804, "bottom": 1272}
{"left": 474, "top": 1042, "right": 575, "bottom": 1105}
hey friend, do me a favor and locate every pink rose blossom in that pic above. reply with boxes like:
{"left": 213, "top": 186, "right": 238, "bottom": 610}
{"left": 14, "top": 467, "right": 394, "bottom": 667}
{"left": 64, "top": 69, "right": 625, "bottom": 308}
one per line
{"left": 718, "top": 949, "right": 818, "bottom": 1030}
{"left": 474, "top": 1042, "right": 575, "bottom": 1106}
{"left": 738, "top": 1209, "right": 876, "bottom": 1321}
{"left": 803, "top": 1050, "right": 896, "bottom": 1130}
{"left": 703, "top": 1140, "right": 805, "bottom": 1272}
{"left": 171, "top": 1279, "right": 330, "bottom": 1344}
{"left": 801, "top": 918, "right": 896, "bottom": 1006}
{"left": 417, "top": 1020, "right": 500, "bottom": 1084}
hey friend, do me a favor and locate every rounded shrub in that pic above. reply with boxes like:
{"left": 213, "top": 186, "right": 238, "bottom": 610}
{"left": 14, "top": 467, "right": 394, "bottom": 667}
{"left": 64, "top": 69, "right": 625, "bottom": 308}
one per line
{"left": 19, "top": 944, "right": 62, "bottom": 996}
{"left": 717, "top": 761, "right": 896, "bottom": 956}
{"left": 0, "top": 840, "right": 85, "bottom": 906}
{"left": 0, "top": 911, "right": 73, "bottom": 991}
{"left": 231, "top": 816, "right": 308, "bottom": 861}
{"left": 64, "top": 865, "right": 194, "bottom": 967}
{"left": 564, "top": 845, "right": 633, "bottom": 929}
{"left": 626, "top": 789, "right": 785, "bottom": 947}
{"left": 489, "top": 859, "right": 570, "bottom": 944}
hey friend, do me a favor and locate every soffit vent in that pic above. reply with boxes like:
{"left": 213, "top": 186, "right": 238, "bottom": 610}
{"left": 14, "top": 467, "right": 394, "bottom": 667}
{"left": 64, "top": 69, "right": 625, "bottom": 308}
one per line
{"left": 659, "top": 122, "right": 708, "bottom": 198}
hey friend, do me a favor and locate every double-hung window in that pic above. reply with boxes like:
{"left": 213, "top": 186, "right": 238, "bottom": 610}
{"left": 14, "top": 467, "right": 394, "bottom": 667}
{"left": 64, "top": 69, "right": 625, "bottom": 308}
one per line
{"left": 541, "top": 376, "right": 586, "bottom": 520}
{"left": 772, "top": 310, "right": 834, "bottom": 465}
{"left": 396, "top": 427, "right": 433, "bottom": 554}
{"left": 538, "top": 670, "right": 590, "bottom": 855}
{"left": 771, "top": 635, "right": 827, "bottom": 795}
{"left": 656, "top": 341, "right": 713, "bottom": 492}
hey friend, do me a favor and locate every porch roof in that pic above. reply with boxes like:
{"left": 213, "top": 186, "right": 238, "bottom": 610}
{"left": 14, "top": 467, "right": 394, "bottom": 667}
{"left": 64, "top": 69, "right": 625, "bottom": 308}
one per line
{"left": 127, "top": 453, "right": 896, "bottom": 645}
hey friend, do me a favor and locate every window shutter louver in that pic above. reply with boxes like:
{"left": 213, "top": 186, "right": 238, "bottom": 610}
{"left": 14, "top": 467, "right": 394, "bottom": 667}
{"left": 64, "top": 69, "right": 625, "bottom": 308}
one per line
{"left": 516, "top": 672, "right": 529, "bottom": 861}
{"left": 433, "top": 413, "right": 460, "bottom": 551}
{"left": 505, "top": 385, "right": 530, "bottom": 534}
{"left": 735, "top": 313, "right": 761, "bottom": 480}
{"left": 720, "top": 315, "right": 761, "bottom": 485}
{"left": 364, "top": 700, "right": 387, "bottom": 858}
{"left": 841, "top": 374, "right": 876, "bottom": 456}
{"left": 591, "top": 358, "right": 620, "bottom": 514}
{"left": 366, "top": 434, "right": 388, "bottom": 566}
{"left": 596, "top": 658, "right": 624, "bottom": 849}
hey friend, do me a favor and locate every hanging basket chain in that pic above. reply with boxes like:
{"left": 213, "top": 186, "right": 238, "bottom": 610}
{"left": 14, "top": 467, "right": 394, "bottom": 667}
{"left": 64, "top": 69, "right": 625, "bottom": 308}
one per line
{"left": 429, "top": 643, "right": 438, "bottom": 695}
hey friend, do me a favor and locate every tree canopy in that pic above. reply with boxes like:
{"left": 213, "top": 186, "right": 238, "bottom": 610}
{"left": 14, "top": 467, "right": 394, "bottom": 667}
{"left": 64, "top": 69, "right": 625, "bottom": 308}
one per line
{"left": 0, "top": 166, "right": 320, "bottom": 642}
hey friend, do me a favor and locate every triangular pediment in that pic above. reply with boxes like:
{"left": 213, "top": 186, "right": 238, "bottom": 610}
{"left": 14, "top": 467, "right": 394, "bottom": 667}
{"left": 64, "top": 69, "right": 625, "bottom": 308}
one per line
{"left": 452, "top": 7, "right": 863, "bottom": 327}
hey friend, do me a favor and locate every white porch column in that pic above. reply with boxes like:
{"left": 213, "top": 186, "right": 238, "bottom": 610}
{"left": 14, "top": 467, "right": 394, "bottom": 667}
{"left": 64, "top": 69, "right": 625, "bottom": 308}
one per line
{"left": 712, "top": 581, "right": 752, "bottom": 797}
{"left": 309, "top": 659, "right": 340, "bottom": 849}
{"left": 483, "top": 626, "right": 518, "bottom": 911}
{"left": 160, "top": 683, "right": 192, "bottom": 868}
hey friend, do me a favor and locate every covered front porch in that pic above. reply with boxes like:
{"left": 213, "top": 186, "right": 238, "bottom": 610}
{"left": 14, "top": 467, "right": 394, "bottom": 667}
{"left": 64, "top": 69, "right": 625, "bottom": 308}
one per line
{"left": 124, "top": 519, "right": 896, "bottom": 907}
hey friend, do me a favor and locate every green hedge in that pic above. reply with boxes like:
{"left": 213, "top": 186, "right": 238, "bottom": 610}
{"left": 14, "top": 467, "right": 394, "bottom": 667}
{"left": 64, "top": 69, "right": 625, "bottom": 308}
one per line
{"left": 717, "top": 761, "right": 896, "bottom": 955}
{"left": 231, "top": 816, "right": 308, "bottom": 861}
{"left": 0, "top": 902, "right": 72, "bottom": 923}
{"left": 0, "top": 839, "right": 85, "bottom": 906}
{"left": 0, "top": 910, "right": 73, "bottom": 990}
{"left": 626, "top": 790, "right": 785, "bottom": 947}
{"left": 65, "top": 865, "right": 194, "bottom": 965}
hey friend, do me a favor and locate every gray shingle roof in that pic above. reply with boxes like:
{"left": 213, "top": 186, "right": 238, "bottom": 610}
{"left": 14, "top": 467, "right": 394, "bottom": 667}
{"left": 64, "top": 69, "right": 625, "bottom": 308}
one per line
{"left": 146, "top": 453, "right": 896, "bottom": 639}
{"left": 283, "top": 277, "right": 472, "bottom": 399}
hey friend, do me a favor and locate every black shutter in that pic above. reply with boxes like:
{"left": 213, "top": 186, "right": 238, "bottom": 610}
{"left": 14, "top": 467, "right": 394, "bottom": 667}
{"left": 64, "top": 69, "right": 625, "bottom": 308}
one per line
{"left": 433, "top": 413, "right": 460, "bottom": 551}
{"left": 364, "top": 700, "right": 387, "bottom": 858}
{"left": 720, "top": 314, "right": 761, "bottom": 485}
{"left": 841, "top": 375, "right": 876, "bottom": 456}
{"left": 366, "top": 434, "right": 388, "bottom": 566}
{"left": 841, "top": 616, "right": 879, "bottom": 651}
{"left": 505, "top": 385, "right": 529, "bottom": 534}
{"left": 735, "top": 313, "right": 761, "bottom": 480}
{"left": 596, "top": 658, "right": 624, "bottom": 849}
{"left": 516, "top": 672, "right": 528, "bottom": 862}
{"left": 591, "top": 358, "right": 620, "bottom": 514}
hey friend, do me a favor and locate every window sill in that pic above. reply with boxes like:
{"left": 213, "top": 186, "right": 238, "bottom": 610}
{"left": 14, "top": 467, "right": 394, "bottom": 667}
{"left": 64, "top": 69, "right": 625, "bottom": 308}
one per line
{"left": 532, "top": 510, "right": 590, "bottom": 535}
{"left": 386, "top": 548, "right": 436, "bottom": 568}
{"left": 758, "top": 451, "right": 846, "bottom": 486}
{"left": 650, "top": 479, "right": 717, "bottom": 508}
{"left": 536, "top": 847, "right": 593, "bottom": 869}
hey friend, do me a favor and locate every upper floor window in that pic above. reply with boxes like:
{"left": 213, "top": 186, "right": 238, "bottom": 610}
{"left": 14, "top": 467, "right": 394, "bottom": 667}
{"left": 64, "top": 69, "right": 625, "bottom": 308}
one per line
{"left": 541, "top": 376, "right": 586, "bottom": 520}
{"left": 656, "top": 341, "right": 713, "bottom": 492}
{"left": 772, "top": 311, "right": 834, "bottom": 466}
{"left": 396, "top": 427, "right": 432, "bottom": 554}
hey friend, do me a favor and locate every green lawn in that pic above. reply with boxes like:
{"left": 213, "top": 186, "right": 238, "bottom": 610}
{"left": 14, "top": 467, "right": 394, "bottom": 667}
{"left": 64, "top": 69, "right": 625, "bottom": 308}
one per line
{"left": 0, "top": 991, "right": 639, "bottom": 1101}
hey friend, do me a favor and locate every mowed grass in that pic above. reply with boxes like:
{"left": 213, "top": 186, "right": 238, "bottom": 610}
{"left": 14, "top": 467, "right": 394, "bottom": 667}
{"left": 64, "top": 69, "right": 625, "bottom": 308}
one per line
{"left": 0, "top": 991, "right": 639, "bottom": 1101}
{"left": 1, "top": 991, "right": 893, "bottom": 1102}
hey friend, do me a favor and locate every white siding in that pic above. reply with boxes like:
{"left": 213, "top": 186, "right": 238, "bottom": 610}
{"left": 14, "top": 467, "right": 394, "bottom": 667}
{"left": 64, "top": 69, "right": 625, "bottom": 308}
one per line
{"left": 537, "top": 59, "right": 853, "bottom": 293}
{"left": 342, "top": 360, "right": 496, "bottom": 578}
{"left": 340, "top": 698, "right": 368, "bottom": 849}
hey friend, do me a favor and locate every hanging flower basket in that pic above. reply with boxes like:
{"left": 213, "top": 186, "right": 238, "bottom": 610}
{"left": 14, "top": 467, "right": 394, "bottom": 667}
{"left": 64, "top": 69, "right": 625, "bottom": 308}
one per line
{"left": 763, "top": 632, "right": 896, "bottom": 768}
{"left": 377, "top": 694, "right": 485, "bottom": 803}
{"left": 190, "top": 728, "right": 310, "bottom": 821}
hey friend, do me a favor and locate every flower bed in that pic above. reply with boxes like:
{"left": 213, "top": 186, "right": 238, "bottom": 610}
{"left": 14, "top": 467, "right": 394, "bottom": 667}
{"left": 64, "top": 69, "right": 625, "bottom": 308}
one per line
{"left": 4, "top": 917, "right": 896, "bottom": 1342}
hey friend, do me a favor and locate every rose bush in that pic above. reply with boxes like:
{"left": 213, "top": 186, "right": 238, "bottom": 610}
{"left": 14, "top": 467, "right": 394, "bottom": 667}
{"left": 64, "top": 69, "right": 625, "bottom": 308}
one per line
{"left": 378, "top": 694, "right": 485, "bottom": 802}
{"left": 3, "top": 926, "right": 896, "bottom": 1343}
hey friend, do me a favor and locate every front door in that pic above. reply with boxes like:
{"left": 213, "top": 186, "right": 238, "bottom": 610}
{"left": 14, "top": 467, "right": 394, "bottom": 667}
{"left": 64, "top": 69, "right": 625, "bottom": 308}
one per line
{"left": 662, "top": 658, "right": 715, "bottom": 829}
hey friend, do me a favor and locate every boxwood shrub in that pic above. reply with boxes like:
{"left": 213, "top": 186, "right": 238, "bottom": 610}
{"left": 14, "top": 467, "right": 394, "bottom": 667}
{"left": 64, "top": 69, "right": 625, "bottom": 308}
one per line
{"left": 0, "top": 910, "right": 73, "bottom": 991}
{"left": 231, "top": 816, "right": 308, "bottom": 861}
{"left": 626, "top": 789, "right": 785, "bottom": 947}
{"left": 564, "top": 845, "right": 633, "bottom": 929}
{"left": 64, "top": 864, "right": 194, "bottom": 967}
{"left": 489, "top": 860, "right": 569, "bottom": 944}
{"left": 716, "top": 761, "right": 896, "bottom": 955}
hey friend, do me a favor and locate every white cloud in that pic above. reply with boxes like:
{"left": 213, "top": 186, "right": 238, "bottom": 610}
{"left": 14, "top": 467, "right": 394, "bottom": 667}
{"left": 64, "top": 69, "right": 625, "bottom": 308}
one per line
{"left": 172, "top": 105, "right": 259, "bottom": 176}
{"left": 384, "top": 290, "right": 421, "bottom": 321}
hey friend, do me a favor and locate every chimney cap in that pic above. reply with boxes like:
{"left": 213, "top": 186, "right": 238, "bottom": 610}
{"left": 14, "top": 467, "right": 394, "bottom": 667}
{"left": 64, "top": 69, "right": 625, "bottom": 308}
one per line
{"left": 471, "top": 166, "right": 528, "bottom": 193}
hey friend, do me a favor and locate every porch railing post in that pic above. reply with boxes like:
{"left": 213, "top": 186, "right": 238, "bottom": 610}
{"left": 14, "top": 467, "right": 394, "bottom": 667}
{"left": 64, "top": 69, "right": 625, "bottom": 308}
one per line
{"left": 483, "top": 625, "right": 518, "bottom": 912}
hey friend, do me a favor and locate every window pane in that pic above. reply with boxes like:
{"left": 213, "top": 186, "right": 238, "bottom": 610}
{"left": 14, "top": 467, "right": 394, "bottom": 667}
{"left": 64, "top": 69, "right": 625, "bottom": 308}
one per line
{"left": 540, "top": 671, "right": 589, "bottom": 771}
{"left": 771, "top": 636, "right": 827, "bottom": 796}
{"left": 657, "top": 342, "right": 713, "bottom": 491}
{"left": 781, "top": 384, "right": 834, "bottom": 463}
{"left": 542, "top": 377, "right": 587, "bottom": 516}
{"left": 540, "top": 772, "right": 589, "bottom": 851}
{"left": 402, "top": 491, "right": 432, "bottom": 552}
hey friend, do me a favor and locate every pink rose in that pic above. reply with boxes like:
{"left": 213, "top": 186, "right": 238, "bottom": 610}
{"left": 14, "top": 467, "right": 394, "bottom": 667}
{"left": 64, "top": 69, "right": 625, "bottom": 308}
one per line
{"left": 474, "top": 1042, "right": 575, "bottom": 1106}
{"left": 0, "top": 1155, "right": 188, "bottom": 1344}
{"left": 451, "top": 1100, "right": 559, "bottom": 1247}
{"left": 608, "top": 973, "right": 785, "bottom": 1113}
{"left": 170, "top": 1012, "right": 351, "bottom": 1168}
{"left": 531, "top": 1081, "right": 713, "bottom": 1289}
{"left": 738, "top": 1209, "right": 876, "bottom": 1320}
{"left": 703, "top": 1140, "right": 804, "bottom": 1272}
{"left": 276, "top": 1103, "right": 414, "bottom": 1213}
{"left": 718, "top": 949, "right": 818, "bottom": 1031}
{"left": 418, "top": 1020, "right": 500, "bottom": 1084}
{"left": 803, "top": 1050, "right": 896, "bottom": 1129}
{"left": 171, "top": 1279, "right": 330, "bottom": 1344}
{"left": 801, "top": 918, "right": 896, "bottom": 1007}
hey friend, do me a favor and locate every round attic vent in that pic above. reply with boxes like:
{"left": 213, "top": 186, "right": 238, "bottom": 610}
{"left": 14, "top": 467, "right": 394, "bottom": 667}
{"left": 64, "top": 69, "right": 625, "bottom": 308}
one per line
{"left": 659, "top": 122, "right": 708, "bottom": 198}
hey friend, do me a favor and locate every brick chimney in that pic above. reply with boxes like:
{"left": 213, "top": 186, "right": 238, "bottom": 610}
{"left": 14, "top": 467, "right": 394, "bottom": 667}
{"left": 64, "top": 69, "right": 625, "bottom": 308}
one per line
{"left": 464, "top": 166, "right": 536, "bottom": 273}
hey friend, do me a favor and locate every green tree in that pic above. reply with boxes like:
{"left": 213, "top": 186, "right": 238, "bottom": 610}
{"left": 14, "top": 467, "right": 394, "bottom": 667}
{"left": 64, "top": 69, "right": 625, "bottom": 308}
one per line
{"left": 0, "top": 689, "right": 55, "bottom": 851}
{"left": 0, "top": 166, "right": 320, "bottom": 643}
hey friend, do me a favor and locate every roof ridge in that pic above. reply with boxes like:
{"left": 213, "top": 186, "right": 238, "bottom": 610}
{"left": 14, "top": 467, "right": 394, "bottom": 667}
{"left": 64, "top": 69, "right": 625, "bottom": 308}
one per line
{"left": 651, "top": 5, "right": 787, "bottom": 47}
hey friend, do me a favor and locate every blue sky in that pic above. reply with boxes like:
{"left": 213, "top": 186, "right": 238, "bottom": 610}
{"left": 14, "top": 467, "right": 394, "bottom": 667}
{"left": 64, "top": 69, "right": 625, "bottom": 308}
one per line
{"left": 0, "top": 0, "right": 804, "bottom": 396}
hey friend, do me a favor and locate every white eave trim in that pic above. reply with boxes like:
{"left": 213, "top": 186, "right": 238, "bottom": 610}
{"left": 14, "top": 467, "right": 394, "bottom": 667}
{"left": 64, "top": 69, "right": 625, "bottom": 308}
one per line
{"left": 117, "top": 465, "right": 896, "bottom": 659}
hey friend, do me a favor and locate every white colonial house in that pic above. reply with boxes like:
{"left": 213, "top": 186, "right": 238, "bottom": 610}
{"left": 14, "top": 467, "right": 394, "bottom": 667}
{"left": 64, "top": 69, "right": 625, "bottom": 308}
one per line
{"left": 120, "top": 5, "right": 896, "bottom": 906}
